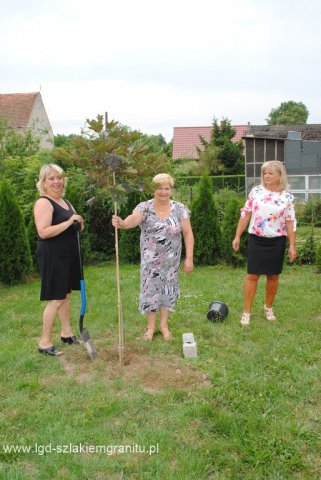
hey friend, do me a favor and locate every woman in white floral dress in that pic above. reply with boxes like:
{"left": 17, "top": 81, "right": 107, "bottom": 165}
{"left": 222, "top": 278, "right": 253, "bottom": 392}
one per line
{"left": 232, "top": 161, "right": 297, "bottom": 326}
{"left": 112, "top": 173, "right": 194, "bottom": 340}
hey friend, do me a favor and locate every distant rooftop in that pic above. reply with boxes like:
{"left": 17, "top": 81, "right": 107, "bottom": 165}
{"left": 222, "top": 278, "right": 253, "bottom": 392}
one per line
{"left": 0, "top": 92, "right": 39, "bottom": 129}
{"left": 245, "top": 124, "right": 321, "bottom": 141}
{"left": 173, "top": 125, "right": 249, "bottom": 159}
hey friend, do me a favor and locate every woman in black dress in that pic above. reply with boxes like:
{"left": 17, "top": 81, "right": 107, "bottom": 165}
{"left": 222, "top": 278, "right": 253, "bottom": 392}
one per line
{"left": 34, "top": 164, "right": 84, "bottom": 356}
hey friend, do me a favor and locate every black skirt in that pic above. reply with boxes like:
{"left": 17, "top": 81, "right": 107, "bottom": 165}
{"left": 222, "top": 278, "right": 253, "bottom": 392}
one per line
{"left": 247, "top": 234, "right": 287, "bottom": 275}
{"left": 37, "top": 240, "right": 80, "bottom": 300}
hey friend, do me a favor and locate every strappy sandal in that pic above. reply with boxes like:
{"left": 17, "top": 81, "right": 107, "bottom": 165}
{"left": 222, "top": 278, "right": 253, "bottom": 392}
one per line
{"left": 143, "top": 329, "right": 154, "bottom": 341}
{"left": 264, "top": 305, "right": 277, "bottom": 321}
{"left": 38, "top": 346, "right": 64, "bottom": 356}
{"left": 160, "top": 328, "right": 172, "bottom": 341}
{"left": 240, "top": 313, "right": 250, "bottom": 326}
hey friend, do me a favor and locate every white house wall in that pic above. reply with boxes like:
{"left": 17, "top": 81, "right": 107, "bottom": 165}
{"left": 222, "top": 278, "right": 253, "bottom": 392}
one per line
{"left": 28, "top": 94, "right": 54, "bottom": 149}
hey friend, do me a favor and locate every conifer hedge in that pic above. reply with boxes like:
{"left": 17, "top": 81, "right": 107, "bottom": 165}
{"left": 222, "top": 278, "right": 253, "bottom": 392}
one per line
{"left": 0, "top": 179, "right": 32, "bottom": 284}
{"left": 221, "top": 194, "right": 247, "bottom": 266}
{"left": 190, "top": 176, "right": 222, "bottom": 265}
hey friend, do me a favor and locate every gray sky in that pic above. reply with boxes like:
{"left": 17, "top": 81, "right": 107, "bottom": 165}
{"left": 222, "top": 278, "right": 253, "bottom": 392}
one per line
{"left": 1, "top": 0, "right": 320, "bottom": 140}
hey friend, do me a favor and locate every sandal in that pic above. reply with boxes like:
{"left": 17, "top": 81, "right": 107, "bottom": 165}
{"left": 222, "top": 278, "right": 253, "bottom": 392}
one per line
{"left": 38, "top": 346, "right": 64, "bottom": 356}
{"left": 264, "top": 304, "right": 277, "bottom": 321}
{"left": 143, "top": 329, "right": 154, "bottom": 341}
{"left": 160, "top": 328, "right": 172, "bottom": 341}
{"left": 240, "top": 313, "right": 250, "bottom": 326}
{"left": 61, "top": 335, "right": 80, "bottom": 345}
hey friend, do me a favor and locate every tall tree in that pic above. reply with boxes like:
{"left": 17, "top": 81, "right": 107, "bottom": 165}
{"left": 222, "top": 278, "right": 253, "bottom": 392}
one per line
{"left": 2, "top": 152, "right": 50, "bottom": 219}
{"left": 54, "top": 133, "right": 78, "bottom": 147}
{"left": 266, "top": 101, "right": 309, "bottom": 125}
{"left": 195, "top": 144, "right": 223, "bottom": 175}
{"left": 139, "top": 133, "right": 172, "bottom": 157}
{"left": 190, "top": 176, "right": 222, "bottom": 265}
{"left": 53, "top": 115, "right": 169, "bottom": 204}
{"left": 0, "top": 116, "right": 41, "bottom": 176}
{"left": 210, "top": 118, "right": 236, "bottom": 146}
{"left": 221, "top": 193, "right": 247, "bottom": 266}
{"left": 0, "top": 179, "right": 32, "bottom": 284}
{"left": 52, "top": 115, "right": 170, "bottom": 260}
{"left": 198, "top": 118, "right": 244, "bottom": 175}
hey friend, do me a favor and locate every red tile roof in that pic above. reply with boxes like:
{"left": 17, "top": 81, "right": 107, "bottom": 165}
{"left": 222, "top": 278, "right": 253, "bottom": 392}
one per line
{"left": 0, "top": 92, "right": 39, "bottom": 128}
{"left": 173, "top": 125, "right": 249, "bottom": 159}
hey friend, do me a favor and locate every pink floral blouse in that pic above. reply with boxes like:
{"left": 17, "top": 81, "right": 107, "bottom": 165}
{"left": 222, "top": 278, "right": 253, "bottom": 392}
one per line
{"left": 241, "top": 185, "right": 296, "bottom": 237}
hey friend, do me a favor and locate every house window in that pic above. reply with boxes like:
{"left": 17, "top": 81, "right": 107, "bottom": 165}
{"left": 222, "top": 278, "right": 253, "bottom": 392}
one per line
{"left": 287, "top": 175, "right": 321, "bottom": 203}
{"left": 246, "top": 140, "right": 254, "bottom": 163}
{"left": 255, "top": 139, "right": 264, "bottom": 163}
{"left": 246, "top": 164, "right": 254, "bottom": 177}
{"left": 293, "top": 193, "right": 306, "bottom": 202}
{"left": 309, "top": 176, "right": 321, "bottom": 189}
{"left": 277, "top": 141, "right": 284, "bottom": 161}
{"left": 255, "top": 163, "right": 263, "bottom": 177}
{"left": 246, "top": 178, "right": 259, "bottom": 192}
{"left": 288, "top": 176, "right": 305, "bottom": 189}
{"left": 308, "top": 192, "right": 321, "bottom": 200}
{"left": 266, "top": 140, "right": 276, "bottom": 161}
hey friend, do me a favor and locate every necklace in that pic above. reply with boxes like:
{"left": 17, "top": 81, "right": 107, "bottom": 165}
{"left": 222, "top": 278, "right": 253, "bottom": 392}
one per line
{"left": 154, "top": 201, "right": 170, "bottom": 217}
{"left": 155, "top": 203, "right": 169, "bottom": 211}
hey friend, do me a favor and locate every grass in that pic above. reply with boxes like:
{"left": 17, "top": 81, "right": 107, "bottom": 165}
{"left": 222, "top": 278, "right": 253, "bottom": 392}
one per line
{"left": 1, "top": 262, "right": 321, "bottom": 479}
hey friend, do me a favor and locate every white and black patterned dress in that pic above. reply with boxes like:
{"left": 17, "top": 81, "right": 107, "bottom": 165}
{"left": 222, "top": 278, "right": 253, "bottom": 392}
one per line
{"left": 134, "top": 199, "right": 190, "bottom": 313}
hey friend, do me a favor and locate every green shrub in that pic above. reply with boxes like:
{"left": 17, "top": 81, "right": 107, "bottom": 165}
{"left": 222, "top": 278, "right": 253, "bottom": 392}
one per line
{"left": 178, "top": 175, "right": 245, "bottom": 191}
{"left": 27, "top": 203, "right": 38, "bottom": 269}
{"left": 118, "top": 192, "right": 145, "bottom": 263}
{"left": 302, "top": 198, "right": 321, "bottom": 226}
{"left": 190, "top": 176, "right": 222, "bottom": 265}
{"left": 2, "top": 152, "right": 51, "bottom": 219}
{"left": 86, "top": 196, "right": 114, "bottom": 259}
{"left": 0, "top": 179, "right": 32, "bottom": 284}
{"left": 64, "top": 167, "right": 92, "bottom": 262}
{"left": 315, "top": 242, "right": 321, "bottom": 273}
{"left": 221, "top": 194, "right": 247, "bottom": 266}
{"left": 214, "top": 187, "right": 244, "bottom": 222}
{"left": 297, "top": 232, "right": 316, "bottom": 265}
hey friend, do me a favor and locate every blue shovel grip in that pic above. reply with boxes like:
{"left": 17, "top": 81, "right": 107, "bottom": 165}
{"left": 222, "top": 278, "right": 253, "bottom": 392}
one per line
{"left": 80, "top": 279, "right": 87, "bottom": 316}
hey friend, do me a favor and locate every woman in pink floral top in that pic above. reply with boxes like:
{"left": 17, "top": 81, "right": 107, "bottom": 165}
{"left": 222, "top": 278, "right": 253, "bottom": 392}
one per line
{"left": 232, "top": 161, "right": 297, "bottom": 325}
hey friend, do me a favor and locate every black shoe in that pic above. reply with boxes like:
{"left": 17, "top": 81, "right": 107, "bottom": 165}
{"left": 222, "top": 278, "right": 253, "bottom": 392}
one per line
{"left": 39, "top": 346, "right": 63, "bottom": 356}
{"left": 61, "top": 335, "right": 80, "bottom": 345}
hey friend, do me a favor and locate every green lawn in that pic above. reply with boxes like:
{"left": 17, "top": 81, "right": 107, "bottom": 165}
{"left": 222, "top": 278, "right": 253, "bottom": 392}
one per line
{"left": 0, "top": 263, "right": 321, "bottom": 479}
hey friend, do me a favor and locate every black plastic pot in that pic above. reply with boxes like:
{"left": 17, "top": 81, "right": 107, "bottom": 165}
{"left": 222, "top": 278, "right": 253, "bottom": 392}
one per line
{"left": 207, "top": 301, "right": 229, "bottom": 322}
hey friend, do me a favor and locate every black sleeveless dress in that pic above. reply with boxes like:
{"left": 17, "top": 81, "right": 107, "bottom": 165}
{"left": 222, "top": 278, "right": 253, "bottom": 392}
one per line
{"left": 36, "top": 197, "right": 81, "bottom": 301}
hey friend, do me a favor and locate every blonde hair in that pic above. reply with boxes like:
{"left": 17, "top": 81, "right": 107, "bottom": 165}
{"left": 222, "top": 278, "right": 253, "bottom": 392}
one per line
{"left": 36, "top": 164, "right": 67, "bottom": 196}
{"left": 152, "top": 173, "right": 174, "bottom": 188}
{"left": 261, "top": 160, "right": 289, "bottom": 190}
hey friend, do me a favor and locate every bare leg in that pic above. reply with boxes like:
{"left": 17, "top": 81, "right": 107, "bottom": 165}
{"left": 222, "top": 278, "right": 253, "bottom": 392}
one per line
{"left": 39, "top": 299, "right": 64, "bottom": 348}
{"left": 243, "top": 274, "right": 260, "bottom": 313}
{"left": 265, "top": 275, "right": 279, "bottom": 307}
{"left": 159, "top": 308, "right": 172, "bottom": 340}
{"left": 143, "top": 311, "right": 156, "bottom": 340}
{"left": 146, "top": 311, "right": 156, "bottom": 331}
{"left": 58, "top": 294, "right": 74, "bottom": 337}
